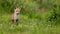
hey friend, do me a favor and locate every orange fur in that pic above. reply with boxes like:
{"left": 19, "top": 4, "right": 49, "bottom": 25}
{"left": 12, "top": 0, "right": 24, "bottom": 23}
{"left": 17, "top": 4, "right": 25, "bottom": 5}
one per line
{"left": 11, "top": 14, "right": 14, "bottom": 20}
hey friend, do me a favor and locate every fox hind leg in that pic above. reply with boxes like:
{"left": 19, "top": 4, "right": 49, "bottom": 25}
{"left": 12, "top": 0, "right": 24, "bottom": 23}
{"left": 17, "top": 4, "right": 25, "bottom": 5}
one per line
{"left": 11, "top": 19, "right": 14, "bottom": 24}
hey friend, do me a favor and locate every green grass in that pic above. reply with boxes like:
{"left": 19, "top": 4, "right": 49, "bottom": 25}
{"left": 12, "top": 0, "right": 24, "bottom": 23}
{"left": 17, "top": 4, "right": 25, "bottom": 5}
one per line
{"left": 0, "top": 0, "right": 60, "bottom": 34}
{"left": 0, "top": 14, "right": 60, "bottom": 34}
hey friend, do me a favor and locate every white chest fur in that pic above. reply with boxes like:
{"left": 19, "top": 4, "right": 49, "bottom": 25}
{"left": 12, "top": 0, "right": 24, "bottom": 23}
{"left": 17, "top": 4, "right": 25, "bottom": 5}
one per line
{"left": 14, "top": 13, "right": 19, "bottom": 20}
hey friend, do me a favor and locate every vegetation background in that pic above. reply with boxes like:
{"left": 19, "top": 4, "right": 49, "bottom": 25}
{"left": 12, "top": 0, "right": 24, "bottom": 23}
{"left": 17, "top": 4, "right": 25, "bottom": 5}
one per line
{"left": 0, "top": 0, "right": 60, "bottom": 34}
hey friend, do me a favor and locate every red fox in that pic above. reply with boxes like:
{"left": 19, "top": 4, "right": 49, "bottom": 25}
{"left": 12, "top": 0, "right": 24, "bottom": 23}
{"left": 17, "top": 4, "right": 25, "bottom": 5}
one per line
{"left": 11, "top": 7, "right": 21, "bottom": 25}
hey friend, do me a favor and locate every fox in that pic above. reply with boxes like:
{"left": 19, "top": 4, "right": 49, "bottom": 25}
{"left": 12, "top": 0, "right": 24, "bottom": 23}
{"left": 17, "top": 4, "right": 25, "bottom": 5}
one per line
{"left": 11, "top": 7, "right": 21, "bottom": 25}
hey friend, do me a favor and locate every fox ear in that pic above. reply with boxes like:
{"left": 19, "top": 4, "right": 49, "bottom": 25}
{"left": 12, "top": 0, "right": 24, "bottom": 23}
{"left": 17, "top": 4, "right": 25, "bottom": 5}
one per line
{"left": 14, "top": 7, "right": 16, "bottom": 9}
{"left": 14, "top": 6, "right": 17, "bottom": 9}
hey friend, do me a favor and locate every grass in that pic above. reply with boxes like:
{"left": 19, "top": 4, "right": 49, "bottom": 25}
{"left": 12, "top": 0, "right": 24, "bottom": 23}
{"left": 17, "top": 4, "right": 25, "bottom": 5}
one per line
{"left": 0, "top": 0, "right": 60, "bottom": 34}
{"left": 0, "top": 14, "right": 60, "bottom": 34}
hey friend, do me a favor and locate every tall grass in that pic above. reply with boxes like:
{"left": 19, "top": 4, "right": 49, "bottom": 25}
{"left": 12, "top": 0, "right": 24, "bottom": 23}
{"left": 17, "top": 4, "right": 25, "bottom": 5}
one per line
{"left": 0, "top": 0, "right": 60, "bottom": 34}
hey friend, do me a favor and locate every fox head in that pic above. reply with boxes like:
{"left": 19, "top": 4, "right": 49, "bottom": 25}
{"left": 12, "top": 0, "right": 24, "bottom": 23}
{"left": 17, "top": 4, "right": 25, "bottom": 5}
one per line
{"left": 14, "top": 7, "right": 21, "bottom": 15}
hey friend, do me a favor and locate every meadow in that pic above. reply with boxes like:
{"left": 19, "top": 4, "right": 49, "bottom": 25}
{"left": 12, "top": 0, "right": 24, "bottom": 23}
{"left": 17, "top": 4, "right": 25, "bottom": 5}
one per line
{"left": 0, "top": 14, "right": 60, "bottom": 34}
{"left": 0, "top": 0, "right": 60, "bottom": 34}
